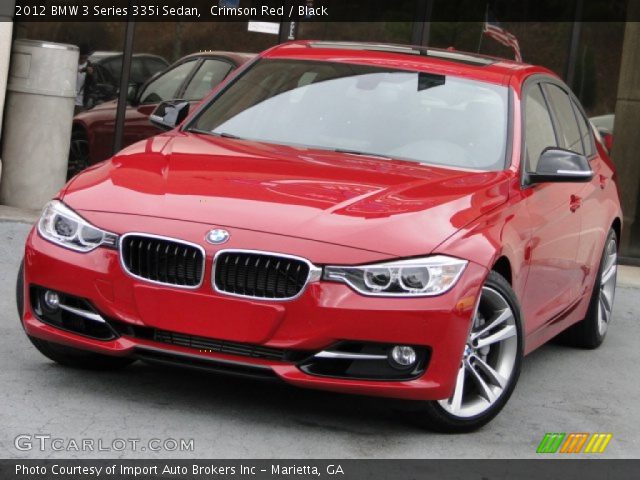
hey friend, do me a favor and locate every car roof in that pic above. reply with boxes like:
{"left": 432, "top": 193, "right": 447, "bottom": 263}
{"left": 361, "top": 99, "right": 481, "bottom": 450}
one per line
{"left": 89, "top": 51, "right": 169, "bottom": 64}
{"left": 181, "top": 51, "right": 256, "bottom": 66}
{"left": 262, "top": 41, "right": 554, "bottom": 86}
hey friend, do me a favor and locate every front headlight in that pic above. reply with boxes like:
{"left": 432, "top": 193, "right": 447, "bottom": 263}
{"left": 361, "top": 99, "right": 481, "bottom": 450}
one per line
{"left": 37, "top": 200, "right": 118, "bottom": 252}
{"left": 323, "top": 256, "right": 468, "bottom": 297}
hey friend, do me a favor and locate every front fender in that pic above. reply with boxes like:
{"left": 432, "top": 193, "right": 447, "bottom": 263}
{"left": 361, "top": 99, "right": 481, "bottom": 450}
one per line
{"left": 431, "top": 199, "right": 527, "bottom": 298}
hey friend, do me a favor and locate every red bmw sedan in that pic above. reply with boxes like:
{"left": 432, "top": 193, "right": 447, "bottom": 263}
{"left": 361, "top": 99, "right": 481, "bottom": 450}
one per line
{"left": 17, "top": 41, "right": 622, "bottom": 432}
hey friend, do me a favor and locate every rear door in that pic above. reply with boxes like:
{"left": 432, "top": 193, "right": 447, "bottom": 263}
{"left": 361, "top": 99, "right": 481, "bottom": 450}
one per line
{"left": 520, "top": 80, "right": 583, "bottom": 334}
{"left": 543, "top": 83, "right": 611, "bottom": 298}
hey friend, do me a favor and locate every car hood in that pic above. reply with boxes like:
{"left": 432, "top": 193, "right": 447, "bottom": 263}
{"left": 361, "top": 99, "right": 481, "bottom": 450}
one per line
{"left": 74, "top": 100, "right": 118, "bottom": 120}
{"left": 63, "top": 133, "right": 510, "bottom": 257}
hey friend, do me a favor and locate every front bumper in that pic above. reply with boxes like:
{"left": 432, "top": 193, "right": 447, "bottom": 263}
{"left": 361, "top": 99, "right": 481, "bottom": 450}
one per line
{"left": 21, "top": 213, "right": 487, "bottom": 401}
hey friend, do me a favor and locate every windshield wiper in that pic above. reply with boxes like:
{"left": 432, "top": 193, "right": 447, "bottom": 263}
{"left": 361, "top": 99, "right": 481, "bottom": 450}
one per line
{"left": 214, "top": 131, "right": 243, "bottom": 140}
{"left": 186, "top": 128, "right": 243, "bottom": 140}
{"left": 333, "top": 148, "right": 391, "bottom": 159}
{"left": 186, "top": 127, "right": 214, "bottom": 136}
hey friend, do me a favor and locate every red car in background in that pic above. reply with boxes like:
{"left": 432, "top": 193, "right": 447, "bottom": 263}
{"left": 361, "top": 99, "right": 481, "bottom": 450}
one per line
{"left": 69, "top": 51, "right": 254, "bottom": 177}
{"left": 19, "top": 42, "right": 621, "bottom": 432}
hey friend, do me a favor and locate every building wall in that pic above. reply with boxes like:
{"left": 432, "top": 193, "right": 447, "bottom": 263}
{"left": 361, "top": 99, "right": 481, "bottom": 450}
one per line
{"left": 0, "top": 19, "right": 14, "bottom": 169}
{"left": 612, "top": 14, "right": 640, "bottom": 260}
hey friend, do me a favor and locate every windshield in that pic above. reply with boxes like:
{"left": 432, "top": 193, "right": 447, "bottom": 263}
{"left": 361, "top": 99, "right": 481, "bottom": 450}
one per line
{"left": 188, "top": 59, "right": 509, "bottom": 171}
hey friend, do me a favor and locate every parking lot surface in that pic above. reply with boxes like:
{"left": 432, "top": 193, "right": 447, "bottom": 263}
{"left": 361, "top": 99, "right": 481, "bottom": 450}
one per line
{"left": 1, "top": 221, "right": 638, "bottom": 458}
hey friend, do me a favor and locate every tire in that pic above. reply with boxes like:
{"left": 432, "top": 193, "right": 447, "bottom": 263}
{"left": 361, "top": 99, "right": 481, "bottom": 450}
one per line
{"left": 558, "top": 229, "right": 617, "bottom": 349}
{"left": 16, "top": 260, "right": 26, "bottom": 326}
{"left": 67, "top": 128, "right": 90, "bottom": 180}
{"left": 16, "top": 259, "right": 134, "bottom": 371}
{"left": 411, "top": 271, "right": 524, "bottom": 433}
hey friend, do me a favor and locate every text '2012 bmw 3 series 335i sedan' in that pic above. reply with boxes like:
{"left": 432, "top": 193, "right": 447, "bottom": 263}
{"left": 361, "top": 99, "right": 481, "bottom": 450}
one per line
{"left": 18, "top": 41, "right": 622, "bottom": 432}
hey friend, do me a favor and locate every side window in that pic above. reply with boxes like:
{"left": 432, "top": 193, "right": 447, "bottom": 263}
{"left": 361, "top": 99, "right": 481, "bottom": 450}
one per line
{"left": 545, "top": 84, "right": 584, "bottom": 154}
{"left": 182, "top": 59, "right": 233, "bottom": 101}
{"left": 101, "top": 58, "right": 121, "bottom": 82}
{"left": 145, "top": 58, "right": 169, "bottom": 78}
{"left": 571, "top": 100, "right": 595, "bottom": 157}
{"left": 138, "top": 60, "right": 196, "bottom": 105}
{"left": 129, "top": 58, "right": 147, "bottom": 85}
{"left": 524, "top": 84, "right": 557, "bottom": 172}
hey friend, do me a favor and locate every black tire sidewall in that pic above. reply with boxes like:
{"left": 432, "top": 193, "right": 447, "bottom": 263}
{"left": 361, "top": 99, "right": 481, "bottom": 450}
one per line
{"left": 16, "top": 259, "right": 25, "bottom": 327}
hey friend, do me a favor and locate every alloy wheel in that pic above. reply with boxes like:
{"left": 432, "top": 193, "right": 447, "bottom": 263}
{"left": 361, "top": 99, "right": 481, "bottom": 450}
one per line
{"left": 438, "top": 286, "right": 518, "bottom": 418}
{"left": 68, "top": 133, "right": 90, "bottom": 179}
{"left": 598, "top": 237, "right": 617, "bottom": 336}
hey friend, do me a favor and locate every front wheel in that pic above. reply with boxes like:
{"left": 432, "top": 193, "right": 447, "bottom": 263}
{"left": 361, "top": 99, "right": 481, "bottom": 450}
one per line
{"left": 414, "top": 271, "right": 523, "bottom": 432}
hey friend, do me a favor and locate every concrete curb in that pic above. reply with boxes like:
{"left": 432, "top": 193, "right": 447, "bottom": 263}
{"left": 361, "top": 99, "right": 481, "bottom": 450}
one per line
{"left": 618, "top": 265, "right": 640, "bottom": 288}
{"left": 0, "top": 205, "right": 39, "bottom": 224}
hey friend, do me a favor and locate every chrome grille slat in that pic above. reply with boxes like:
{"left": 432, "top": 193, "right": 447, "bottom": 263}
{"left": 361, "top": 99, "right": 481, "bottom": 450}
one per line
{"left": 120, "top": 234, "right": 205, "bottom": 289}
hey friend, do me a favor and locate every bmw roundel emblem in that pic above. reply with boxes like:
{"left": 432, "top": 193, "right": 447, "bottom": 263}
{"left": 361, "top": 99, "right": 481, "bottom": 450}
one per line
{"left": 206, "top": 229, "right": 230, "bottom": 245}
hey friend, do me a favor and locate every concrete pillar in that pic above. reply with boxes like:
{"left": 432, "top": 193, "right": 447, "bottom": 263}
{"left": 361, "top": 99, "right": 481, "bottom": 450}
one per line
{"left": 611, "top": 15, "right": 640, "bottom": 257}
{"left": 0, "top": 40, "right": 78, "bottom": 210}
{"left": 0, "top": 20, "right": 14, "bottom": 172}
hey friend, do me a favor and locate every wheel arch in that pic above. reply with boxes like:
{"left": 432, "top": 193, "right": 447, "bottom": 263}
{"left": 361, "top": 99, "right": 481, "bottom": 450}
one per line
{"left": 611, "top": 217, "right": 622, "bottom": 246}
{"left": 491, "top": 256, "right": 513, "bottom": 285}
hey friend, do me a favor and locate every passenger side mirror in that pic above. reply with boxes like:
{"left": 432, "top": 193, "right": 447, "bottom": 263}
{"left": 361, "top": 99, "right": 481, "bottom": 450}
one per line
{"left": 527, "top": 148, "right": 593, "bottom": 185}
{"left": 149, "top": 101, "right": 190, "bottom": 131}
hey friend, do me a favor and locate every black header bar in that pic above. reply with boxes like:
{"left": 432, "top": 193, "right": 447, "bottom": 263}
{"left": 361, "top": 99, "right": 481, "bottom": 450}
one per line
{"left": 8, "top": 0, "right": 633, "bottom": 22}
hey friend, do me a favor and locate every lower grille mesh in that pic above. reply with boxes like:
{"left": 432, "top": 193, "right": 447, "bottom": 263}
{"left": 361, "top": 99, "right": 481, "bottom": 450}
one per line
{"left": 153, "top": 329, "right": 287, "bottom": 361}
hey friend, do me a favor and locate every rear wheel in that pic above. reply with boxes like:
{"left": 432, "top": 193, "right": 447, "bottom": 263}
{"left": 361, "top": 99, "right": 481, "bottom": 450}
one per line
{"left": 413, "top": 271, "right": 523, "bottom": 432}
{"left": 16, "top": 259, "right": 134, "bottom": 371}
{"left": 67, "top": 128, "right": 90, "bottom": 179}
{"left": 559, "top": 229, "right": 617, "bottom": 349}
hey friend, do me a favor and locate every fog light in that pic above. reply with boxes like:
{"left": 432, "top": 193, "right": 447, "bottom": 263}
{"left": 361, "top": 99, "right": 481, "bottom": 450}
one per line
{"left": 389, "top": 345, "right": 417, "bottom": 368}
{"left": 43, "top": 290, "right": 60, "bottom": 310}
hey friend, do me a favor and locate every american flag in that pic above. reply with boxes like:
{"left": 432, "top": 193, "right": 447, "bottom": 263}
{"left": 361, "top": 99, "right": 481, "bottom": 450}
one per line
{"left": 483, "top": 11, "right": 522, "bottom": 62}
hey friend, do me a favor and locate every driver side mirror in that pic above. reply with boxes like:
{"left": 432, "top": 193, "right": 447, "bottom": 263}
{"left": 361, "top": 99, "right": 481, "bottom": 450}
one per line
{"left": 149, "top": 101, "right": 190, "bottom": 131}
{"left": 526, "top": 148, "right": 593, "bottom": 185}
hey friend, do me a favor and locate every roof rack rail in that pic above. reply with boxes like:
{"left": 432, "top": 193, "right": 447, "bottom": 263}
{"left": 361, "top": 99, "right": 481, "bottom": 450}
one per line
{"left": 307, "top": 41, "right": 496, "bottom": 66}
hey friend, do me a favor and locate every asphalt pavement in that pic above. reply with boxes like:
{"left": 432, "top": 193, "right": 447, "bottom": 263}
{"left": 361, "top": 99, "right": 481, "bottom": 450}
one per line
{"left": 0, "top": 220, "right": 638, "bottom": 459}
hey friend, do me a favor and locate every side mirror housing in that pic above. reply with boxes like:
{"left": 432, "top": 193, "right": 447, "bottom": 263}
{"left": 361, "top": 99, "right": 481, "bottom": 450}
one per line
{"left": 149, "top": 101, "right": 190, "bottom": 131}
{"left": 526, "top": 148, "right": 593, "bottom": 185}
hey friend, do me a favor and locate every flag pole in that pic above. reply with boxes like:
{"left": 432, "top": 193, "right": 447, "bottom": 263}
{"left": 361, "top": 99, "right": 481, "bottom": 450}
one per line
{"left": 477, "top": 3, "right": 488, "bottom": 53}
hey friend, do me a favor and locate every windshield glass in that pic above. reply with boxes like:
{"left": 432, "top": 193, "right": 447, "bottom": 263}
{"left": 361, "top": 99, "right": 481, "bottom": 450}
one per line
{"left": 189, "top": 59, "right": 509, "bottom": 171}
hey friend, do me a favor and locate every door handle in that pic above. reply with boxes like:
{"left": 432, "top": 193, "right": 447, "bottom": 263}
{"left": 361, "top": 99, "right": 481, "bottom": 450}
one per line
{"left": 599, "top": 174, "right": 608, "bottom": 190}
{"left": 570, "top": 195, "right": 582, "bottom": 212}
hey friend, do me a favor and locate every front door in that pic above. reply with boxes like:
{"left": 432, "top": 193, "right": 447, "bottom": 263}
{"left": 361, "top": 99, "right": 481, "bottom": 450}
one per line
{"left": 520, "top": 81, "right": 583, "bottom": 335}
